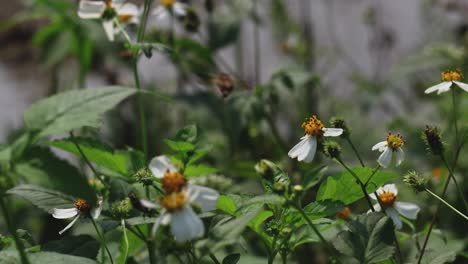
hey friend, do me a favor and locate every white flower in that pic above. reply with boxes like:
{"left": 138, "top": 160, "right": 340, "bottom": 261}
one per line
{"left": 143, "top": 155, "right": 219, "bottom": 242}
{"left": 152, "top": 0, "right": 187, "bottom": 20}
{"left": 78, "top": 0, "right": 140, "bottom": 41}
{"left": 369, "top": 184, "right": 420, "bottom": 229}
{"left": 425, "top": 69, "right": 468, "bottom": 94}
{"left": 51, "top": 198, "right": 103, "bottom": 235}
{"left": 288, "top": 115, "right": 343, "bottom": 163}
{"left": 372, "top": 133, "right": 405, "bottom": 168}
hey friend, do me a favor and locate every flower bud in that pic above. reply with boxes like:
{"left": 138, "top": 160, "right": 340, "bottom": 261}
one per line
{"left": 89, "top": 178, "right": 105, "bottom": 194}
{"left": 293, "top": 185, "right": 303, "bottom": 194}
{"left": 134, "top": 168, "right": 153, "bottom": 186}
{"left": 183, "top": 9, "right": 200, "bottom": 33}
{"left": 329, "top": 117, "right": 350, "bottom": 138}
{"left": 255, "top": 159, "right": 275, "bottom": 180}
{"left": 213, "top": 73, "right": 235, "bottom": 98}
{"left": 323, "top": 141, "right": 342, "bottom": 159}
{"left": 422, "top": 126, "right": 444, "bottom": 155}
{"left": 110, "top": 198, "right": 132, "bottom": 218}
{"left": 273, "top": 182, "right": 286, "bottom": 195}
{"left": 403, "top": 171, "right": 427, "bottom": 193}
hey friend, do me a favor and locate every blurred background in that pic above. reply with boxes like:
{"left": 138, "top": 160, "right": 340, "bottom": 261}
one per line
{"left": 1, "top": 0, "right": 467, "bottom": 263}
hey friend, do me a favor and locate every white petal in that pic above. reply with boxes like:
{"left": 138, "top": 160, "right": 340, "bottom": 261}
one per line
{"left": 367, "top": 203, "right": 381, "bottom": 213}
{"left": 377, "top": 148, "right": 392, "bottom": 168}
{"left": 370, "top": 193, "right": 377, "bottom": 200}
{"left": 117, "top": 3, "right": 140, "bottom": 22}
{"left": 322, "top": 128, "right": 343, "bottom": 137}
{"left": 149, "top": 155, "right": 177, "bottom": 178}
{"left": 395, "top": 202, "right": 420, "bottom": 219}
{"left": 151, "top": 210, "right": 170, "bottom": 238}
{"left": 78, "top": 1, "right": 105, "bottom": 19}
{"left": 372, "top": 141, "right": 388, "bottom": 152}
{"left": 91, "top": 201, "right": 103, "bottom": 220}
{"left": 453, "top": 81, "right": 468, "bottom": 92}
{"left": 382, "top": 184, "right": 398, "bottom": 195}
{"left": 51, "top": 208, "right": 79, "bottom": 219}
{"left": 424, "top": 82, "right": 452, "bottom": 94}
{"left": 188, "top": 185, "right": 219, "bottom": 212}
{"left": 301, "top": 137, "right": 317, "bottom": 163}
{"left": 152, "top": 6, "right": 167, "bottom": 19}
{"left": 170, "top": 207, "right": 204, "bottom": 242}
{"left": 102, "top": 20, "right": 115, "bottom": 41}
{"left": 140, "top": 199, "right": 159, "bottom": 209}
{"left": 385, "top": 207, "right": 402, "bottom": 229}
{"left": 288, "top": 136, "right": 309, "bottom": 159}
{"left": 395, "top": 148, "right": 405, "bottom": 166}
{"left": 59, "top": 214, "right": 81, "bottom": 235}
{"left": 173, "top": 3, "right": 187, "bottom": 17}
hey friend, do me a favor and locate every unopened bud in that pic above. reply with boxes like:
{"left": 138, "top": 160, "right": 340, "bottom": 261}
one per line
{"left": 293, "top": 185, "right": 303, "bottom": 194}
{"left": 273, "top": 182, "right": 286, "bottom": 194}
{"left": 403, "top": 171, "right": 427, "bottom": 193}
{"left": 255, "top": 159, "right": 275, "bottom": 180}
{"left": 329, "top": 117, "right": 350, "bottom": 138}
{"left": 423, "top": 126, "right": 444, "bottom": 155}
{"left": 134, "top": 168, "right": 153, "bottom": 186}
{"left": 323, "top": 141, "right": 342, "bottom": 159}
{"left": 111, "top": 198, "right": 132, "bottom": 218}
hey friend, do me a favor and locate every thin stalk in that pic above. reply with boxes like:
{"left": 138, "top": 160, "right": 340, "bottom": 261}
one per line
{"left": 137, "top": 0, "right": 154, "bottom": 42}
{"left": 345, "top": 137, "right": 365, "bottom": 167}
{"left": 209, "top": 253, "right": 221, "bottom": 264}
{"left": 90, "top": 217, "right": 114, "bottom": 264}
{"left": 451, "top": 87, "right": 459, "bottom": 145}
{"left": 364, "top": 165, "right": 381, "bottom": 187}
{"left": 0, "top": 198, "right": 30, "bottom": 264}
{"left": 440, "top": 155, "right": 468, "bottom": 212}
{"left": 253, "top": 0, "right": 260, "bottom": 84}
{"left": 335, "top": 158, "right": 375, "bottom": 211}
{"left": 425, "top": 188, "right": 468, "bottom": 220}
{"left": 132, "top": 62, "right": 148, "bottom": 159}
{"left": 147, "top": 240, "right": 157, "bottom": 264}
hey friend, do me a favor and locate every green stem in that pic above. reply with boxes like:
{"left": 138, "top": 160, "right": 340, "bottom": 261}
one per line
{"left": 425, "top": 188, "right": 468, "bottom": 220}
{"left": 133, "top": 61, "right": 149, "bottom": 159}
{"left": 137, "top": 0, "right": 154, "bottom": 42}
{"left": 0, "top": 197, "right": 30, "bottom": 264}
{"left": 345, "top": 137, "right": 365, "bottom": 167}
{"left": 147, "top": 240, "right": 157, "bottom": 264}
{"left": 364, "top": 165, "right": 381, "bottom": 187}
{"left": 253, "top": 0, "right": 260, "bottom": 84}
{"left": 209, "top": 253, "right": 220, "bottom": 264}
{"left": 90, "top": 217, "right": 114, "bottom": 264}
{"left": 336, "top": 158, "right": 375, "bottom": 211}
{"left": 440, "top": 155, "right": 468, "bottom": 212}
{"left": 451, "top": 87, "right": 459, "bottom": 145}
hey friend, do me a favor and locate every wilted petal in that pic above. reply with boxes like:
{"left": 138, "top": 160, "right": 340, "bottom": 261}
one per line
{"left": 102, "top": 20, "right": 115, "bottom": 41}
{"left": 51, "top": 208, "right": 79, "bottom": 219}
{"left": 453, "top": 81, "right": 468, "bottom": 92}
{"left": 149, "top": 155, "right": 177, "bottom": 178}
{"left": 377, "top": 147, "right": 392, "bottom": 168}
{"left": 372, "top": 141, "right": 387, "bottom": 152}
{"left": 170, "top": 207, "right": 204, "bottom": 242}
{"left": 78, "top": 1, "right": 105, "bottom": 19}
{"left": 424, "top": 81, "right": 451, "bottom": 94}
{"left": 188, "top": 185, "right": 219, "bottom": 212}
{"left": 385, "top": 207, "right": 402, "bottom": 229}
{"left": 395, "top": 202, "right": 420, "bottom": 219}
{"left": 58, "top": 214, "right": 81, "bottom": 235}
{"left": 395, "top": 148, "right": 405, "bottom": 166}
{"left": 322, "top": 128, "right": 343, "bottom": 137}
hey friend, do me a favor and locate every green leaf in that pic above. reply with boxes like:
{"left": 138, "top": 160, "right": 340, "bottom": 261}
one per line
{"left": 217, "top": 195, "right": 237, "bottom": 215}
{"left": 42, "top": 235, "right": 99, "bottom": 260}
{"left": 7, "top": 184, "right": 75, "bottom": 212}
{"left": 283, "top": 200, "right": 344, "bottom": 226}
{"left": 164, "top": 139, "right": 195, "bottom": 153}
{"left": 222, "top": 253, "right": 241, "bottom": 264}
{"left": 49, "top": 137, "right": 129, "bottom": 175}
{"left": 0, "top": 251, "right": 98, "bottom": 264}
{"left": 116, "top": 220, "right": 129, "bottom": 264}
{"left": 184, "top": 164, "right": 218, "bottom": 177}
{"left": 125, "top": 217, "right": 158, "bottom": 226}
{"left": 291, "top": 219, "right": 343, "bottom": 249}
{"left": 175, "top": 124, "right": 198, "bottom": 143}
{"left": 333, "top": 212, "right": 395, "bottom": 263}
{"left": 317, "top": 166, "right": 398, "bottom": 205}
{"left": 24, "top": 87, "right": 136, "bottom": 138}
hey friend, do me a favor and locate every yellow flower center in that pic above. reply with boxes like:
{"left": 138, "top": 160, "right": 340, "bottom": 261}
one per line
{"left": 118, "top": 14, "right": 133, "bottom": 22}
{"left": 161, "top": 171, "right": 187, "bottom": 194}
{"left": 378, "top": 191, "right": 397, "bottom": 208}
{"left": 302, "top": 115, "right": 324, "bottom": 137}
{"left": 159, "top": 191, "right": 188, "bottom": 211}
{"left": 441, "top": 70, "right": 463, "bottom": 82}
{"left": 161, "top": 0, "right": 175, "bottom": 7}
{"left": 74, "top": 199, "right": 91, "bottom": 213}
{"left": 386, "top": 133, "right": 404, "bottom": 150}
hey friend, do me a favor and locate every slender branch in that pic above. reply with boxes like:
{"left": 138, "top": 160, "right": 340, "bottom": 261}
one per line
{"left": 209, "top": 253, "right": 221, "bottom": 264}
{"left": 440, "top": 155, "right": 468, "bottom": 212}
{"left": 345, "top": 137, "right": 365, "bottom": 167}
{"left": 364, "top": 165, "right": 381, "bottom": 187}
{"left": 137, "top": 0, "right": 154, "bottom": 42}
{"left": 335, "top": 158, "right": 375, "bottom": 211}
{"left": 0, "top": 197, "right": 30, "bottom": 264}
{"left": 425, "top": 188, "right": 468, "bottom": 220}
{"left": 90, "top": 217, "right": 114, "bottom": 264}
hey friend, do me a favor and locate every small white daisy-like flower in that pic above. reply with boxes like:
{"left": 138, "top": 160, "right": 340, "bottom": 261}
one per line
{"left": 50, "top": 197, "right": 103, "bottom": 235}
{"left": 372, "top": 133, "right": 405, "bottom": 168}
{"left": 78, "top": 0, "right": 140, "bottom": 41}
{"left": 288, "top": 115, "right": 343, "bottom": 163}
{"left": 152, "top": 0, "right": 187, "bottom": 20}
{"left": 369, "top": 184, "right": 420, "bottom": 229}
{"left": 142, "top": 156, "right": 219, "bottom": 242}
{"left": 425, "top": 69, "right": 468, "bottom": 94}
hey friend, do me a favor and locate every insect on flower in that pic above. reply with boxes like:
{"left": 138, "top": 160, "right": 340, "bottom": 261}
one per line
{"left": 425, "top": 69, "right": 468, "bottom": 94}
{"left": 288, "top": 115, "right": 343, "bottom": 163}
{"left": 372, "top": 133, "right": 405, "bottom": 168}
{"left": 50, "top": 197, "right": 103, "bottom": 235}
{"left": 369, "top": 184, "right": 420, "bottom": 229}
{"left": 78, "top": 0, "right": 140, "bottom": 41}
{"left": 141, "top": 156, "right": 219, "bottom": 242}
